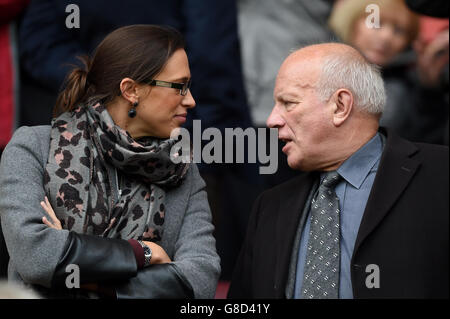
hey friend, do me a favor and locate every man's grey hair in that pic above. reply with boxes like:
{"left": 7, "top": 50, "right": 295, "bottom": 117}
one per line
{"left": 316, "top": 52, "right": 386, "bottom": 114}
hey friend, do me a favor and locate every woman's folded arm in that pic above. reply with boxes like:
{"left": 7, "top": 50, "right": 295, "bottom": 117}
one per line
{"left": 0, "top": 127, "right": 138, "bottom": 288}
{"left": 51, "top": 232, "right": 137, "bottom": 288}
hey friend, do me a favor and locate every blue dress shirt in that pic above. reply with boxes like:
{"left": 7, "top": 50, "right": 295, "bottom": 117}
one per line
{"left": 294, "top": 133, "right": 384, "bottom": 299}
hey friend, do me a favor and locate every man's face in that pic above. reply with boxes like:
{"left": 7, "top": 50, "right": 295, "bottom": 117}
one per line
{"left": 266, "top": 56, "right": 334, "bottom": 171}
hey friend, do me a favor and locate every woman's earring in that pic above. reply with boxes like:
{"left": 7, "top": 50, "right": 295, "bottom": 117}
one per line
{"left": 128, "top": 101, "right": 138, "bottom": 118}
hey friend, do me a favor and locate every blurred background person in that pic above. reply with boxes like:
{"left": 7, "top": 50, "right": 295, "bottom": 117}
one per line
{"left": 329, "top": 0, "right": 448, "bottom": 145}
{"left": 413, "top": 15, "right": 449, "bottom": 145}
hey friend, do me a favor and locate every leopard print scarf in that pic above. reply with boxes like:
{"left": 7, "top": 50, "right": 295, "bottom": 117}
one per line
{"left": 44, "top": 101, "right": 190, "bottom": 242}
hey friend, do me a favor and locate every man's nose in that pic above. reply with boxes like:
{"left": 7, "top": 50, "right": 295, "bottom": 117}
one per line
{"left": 182, "top": 89, "right": 196, "bottom": 109}
{"left": 266, "top": 105, "right": 284, "bottom": 128}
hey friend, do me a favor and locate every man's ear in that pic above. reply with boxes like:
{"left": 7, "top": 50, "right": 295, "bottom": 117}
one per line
{"left": 332, "top": 89, "right": 353, "bottom": 127}
{"left": 119, "top": 78, "right": 139, "bottom": 104}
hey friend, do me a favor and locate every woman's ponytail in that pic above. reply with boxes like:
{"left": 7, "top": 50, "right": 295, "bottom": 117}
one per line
{"left": 54, "top": 55, "right": 93, "bottom": 117}
{"left": 52, "top": 25, "right": 185, "bottom": 118}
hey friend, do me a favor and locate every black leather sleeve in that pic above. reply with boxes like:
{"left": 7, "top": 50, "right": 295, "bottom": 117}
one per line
{"left": 51, "top": 232, "right": 138, "bottom": 288}
{"left": 114, "top": 263, "right": 194, "bottom": 299}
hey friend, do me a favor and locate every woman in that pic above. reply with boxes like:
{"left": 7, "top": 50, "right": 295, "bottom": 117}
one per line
{"left": 0, "top": 25, "right": 220, "bottom": 298}
{"left": 328, "top": 0, "right": 448, "bottom": 145}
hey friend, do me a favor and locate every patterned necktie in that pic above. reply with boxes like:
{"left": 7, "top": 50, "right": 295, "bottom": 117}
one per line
{"left": 302, "top": 171, "right": 342, "bottom": 299}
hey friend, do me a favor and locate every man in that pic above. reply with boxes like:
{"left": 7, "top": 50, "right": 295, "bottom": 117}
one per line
{"left": 228, "top": 43, "right": 448, "bottom": 298}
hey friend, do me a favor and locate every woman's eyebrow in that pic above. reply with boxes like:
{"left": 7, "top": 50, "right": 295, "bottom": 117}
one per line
{"left": 168, "top": 76, "right": 190, "bottom": 82}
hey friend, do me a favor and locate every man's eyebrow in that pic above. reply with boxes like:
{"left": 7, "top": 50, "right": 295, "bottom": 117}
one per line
{"left": 275, "top": 92, "right": 301, "bottom": 100}
{"left": 293, "top": 82, "right": 315, "bottom": 90}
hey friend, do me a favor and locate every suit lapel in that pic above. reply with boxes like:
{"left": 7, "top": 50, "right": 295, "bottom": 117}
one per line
{"left": 273, "top": 171, "right": 317, "bottom": 297}
{"left": 353, "top": 129, "right": 421, "bottom": 255}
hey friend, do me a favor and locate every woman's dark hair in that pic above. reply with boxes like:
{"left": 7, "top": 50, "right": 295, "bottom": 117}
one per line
{"left": 54, "top": 24, "right": 185, "bottom": 117}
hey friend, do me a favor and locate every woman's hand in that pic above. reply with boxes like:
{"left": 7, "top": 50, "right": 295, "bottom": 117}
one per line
{"left": 40, "top": 196, "right": 62, "bottom": 230}
{"left": 142, "top": 241, "right": 172, "bottom": 264}
{"left": 40, "top": 197, "right": 171, "bottom": 265}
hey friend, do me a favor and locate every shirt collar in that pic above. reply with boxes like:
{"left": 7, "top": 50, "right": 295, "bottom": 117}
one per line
{"left": 336, "top": 133, "right": 383, "bottom": 189}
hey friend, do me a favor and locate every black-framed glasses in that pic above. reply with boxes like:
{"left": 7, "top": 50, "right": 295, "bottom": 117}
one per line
{"left": 146, "top": 79, "right": 192, "bottom": 96}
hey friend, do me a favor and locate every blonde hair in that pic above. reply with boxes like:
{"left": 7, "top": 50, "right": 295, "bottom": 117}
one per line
{"left": 329, "top": 0, "right": 419, "bottom": 43}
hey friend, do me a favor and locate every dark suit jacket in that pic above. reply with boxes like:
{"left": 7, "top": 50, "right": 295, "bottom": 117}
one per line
{"left": 228, "top": 129, "right": 449, "bottom": 298}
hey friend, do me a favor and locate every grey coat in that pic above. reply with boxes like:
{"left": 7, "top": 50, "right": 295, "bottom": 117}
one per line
{"left": 0, "top": 125, "right": 220, "bottom": 298}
